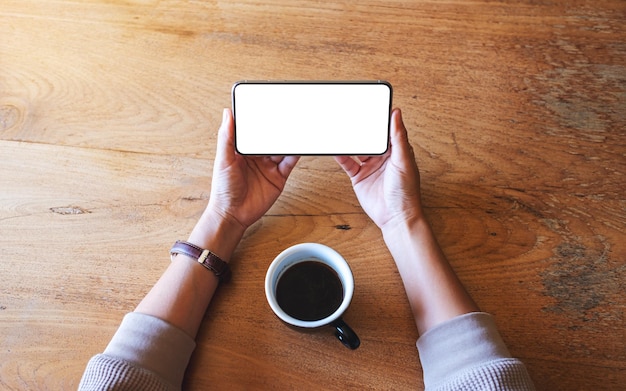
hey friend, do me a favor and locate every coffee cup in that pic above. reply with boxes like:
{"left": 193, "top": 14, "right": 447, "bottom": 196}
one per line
{"left": 265, "top": 243, "right": 360, "bottom": 349}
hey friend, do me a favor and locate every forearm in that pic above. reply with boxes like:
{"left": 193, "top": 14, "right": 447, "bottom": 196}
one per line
{"left": 134, "top": 209, "right": 245, "bottom": 339}
{"left": 80, "top": 209, "right": 243, "bottom": 390}
{"left": 381, "top": 216, "right": 478, "bottom": 335}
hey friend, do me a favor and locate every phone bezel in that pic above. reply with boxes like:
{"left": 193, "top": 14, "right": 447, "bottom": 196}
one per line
{"left": 231, "top": 80, "right": 393, "bottom": 156}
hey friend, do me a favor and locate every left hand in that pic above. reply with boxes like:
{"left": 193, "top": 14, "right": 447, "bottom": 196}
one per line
{"left": 206, "top": 108, "right": 300, "bottom": 231}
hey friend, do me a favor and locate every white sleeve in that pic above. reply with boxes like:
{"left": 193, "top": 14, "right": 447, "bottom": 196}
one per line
{"left": 79, "top": 312, "right": 196, "bottom": 390}
{"left": 416, "top": 312, "right": 535, "bottom": 391}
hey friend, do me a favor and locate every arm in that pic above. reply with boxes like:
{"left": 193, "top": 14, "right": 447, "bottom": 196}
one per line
{"left": 335, "top": 108, "right": 534, "bottom": 390}
{"left": 335, "top": 108, "right": 478, "bottom": 334}
{"left": 135, "top": 108, "right": 299, "bottom": 338}
{"left": 80, "top": 109, "right": 299, "bottom": 390}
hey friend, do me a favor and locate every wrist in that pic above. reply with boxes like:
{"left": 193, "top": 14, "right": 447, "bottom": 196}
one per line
{"left": 380, "top": 213, "right": 430, "bottom": 249}
{"left": 380, "top": 213, "right": 442, "bottom": 269}
{"left": 186, "top": 208, "right": 246, "bottom": 261}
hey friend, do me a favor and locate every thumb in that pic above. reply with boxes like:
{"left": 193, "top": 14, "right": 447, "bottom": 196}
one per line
{"left": 214, "top": 108, "right": 237, "bottom": 170}
{"left": 217, "top": 108, "right": 234, "bottom": 147}
{"left": 389, "top": 108, "right": 416, "bottom": 165}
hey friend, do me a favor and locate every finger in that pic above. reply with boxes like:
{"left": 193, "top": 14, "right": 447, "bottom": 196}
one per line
{"left": 277, "top": 155, "right": 300, "bottom": 178}
{"left": 268, "top": 156, "right": 284, "bottom": 164}
{"left": 334, "top": 155, "right": 362, "bottom": 177}
{"left": 259, "top": 155, "right": 300, "bottom": 179}
{"left": 355, "top": 155, "right": 385, "bottom": 166}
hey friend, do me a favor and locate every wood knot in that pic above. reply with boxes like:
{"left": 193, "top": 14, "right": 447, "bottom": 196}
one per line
{"left": 0, "top": 104, "right": 22, "bottom": 132}
{"left": 50, "top": 206, "right": 91, "bottom": 215}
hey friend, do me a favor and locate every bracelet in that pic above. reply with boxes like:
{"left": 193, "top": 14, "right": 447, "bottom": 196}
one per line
{"left": 169, "top": 240, "right": 232, "bottom": 283}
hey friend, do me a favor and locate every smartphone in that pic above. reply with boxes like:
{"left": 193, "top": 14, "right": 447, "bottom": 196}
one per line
{"left": 232, "top": 80, "right": 392, "bottom": 155}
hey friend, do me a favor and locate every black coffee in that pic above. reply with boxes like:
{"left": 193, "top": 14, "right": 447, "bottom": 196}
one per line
{"left": 276, "top": 260, "right": 344, "bottom": 321}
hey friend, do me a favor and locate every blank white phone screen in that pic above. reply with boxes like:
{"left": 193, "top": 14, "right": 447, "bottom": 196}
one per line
{"left": 232, "top": 82, "right": 392, "bottom": 155}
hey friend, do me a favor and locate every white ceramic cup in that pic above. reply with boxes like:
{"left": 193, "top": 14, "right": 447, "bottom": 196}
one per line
{"left": 265, "top": 243, "right": 360, "bottom": 349}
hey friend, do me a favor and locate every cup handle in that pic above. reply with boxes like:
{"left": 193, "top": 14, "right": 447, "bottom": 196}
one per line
{"left": 332, "top": 318, "right": 360, "bottom": 349}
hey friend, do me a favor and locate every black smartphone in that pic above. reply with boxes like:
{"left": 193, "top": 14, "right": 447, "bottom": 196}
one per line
{"left": 231, "top": 80, "right": 393, "bottom": 155}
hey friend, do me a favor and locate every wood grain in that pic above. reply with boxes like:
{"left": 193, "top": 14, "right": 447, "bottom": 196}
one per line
{"left": 1, "top": 1, "right": 625, "bottom": 390}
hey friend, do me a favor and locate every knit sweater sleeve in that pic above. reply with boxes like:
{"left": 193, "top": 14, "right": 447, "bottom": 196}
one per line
{"left": 416, "top": 312, "right": 535, "bottom": 391}
{"left": 78, "top": 312, "right": 196, "bottom": 391}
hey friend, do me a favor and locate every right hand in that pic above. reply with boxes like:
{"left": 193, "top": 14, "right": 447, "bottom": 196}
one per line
{"left": 334, "top": 108, "right": 423, "bottom": 231}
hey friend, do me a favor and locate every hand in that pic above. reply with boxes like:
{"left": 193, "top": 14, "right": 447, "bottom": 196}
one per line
{"left": 188, "top": 109, "right": 299, "bottom": 257}
{"left": 206, "top": 108, "right": 300, "bottom": 231}
{"left": 335, "top": 108, "right": 423, "bottom": 230}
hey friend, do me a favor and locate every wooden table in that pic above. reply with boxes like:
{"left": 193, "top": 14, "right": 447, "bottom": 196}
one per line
{"left": 1, "top": 1, "right": 624, "bottom": 390}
